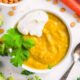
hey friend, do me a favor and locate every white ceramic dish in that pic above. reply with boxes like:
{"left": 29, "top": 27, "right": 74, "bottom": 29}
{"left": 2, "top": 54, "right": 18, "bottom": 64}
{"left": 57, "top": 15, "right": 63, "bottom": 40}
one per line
{"left": 22, "top": 9, "right": 72, "bottom": 73}
{"left": 0, "top": 0, "right": 80, "bottom": 80}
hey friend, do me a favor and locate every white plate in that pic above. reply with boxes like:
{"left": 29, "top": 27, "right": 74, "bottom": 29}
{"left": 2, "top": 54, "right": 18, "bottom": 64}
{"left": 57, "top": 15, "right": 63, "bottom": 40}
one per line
{"left": 0, "top": 0, "right": 80, "bottom": 80}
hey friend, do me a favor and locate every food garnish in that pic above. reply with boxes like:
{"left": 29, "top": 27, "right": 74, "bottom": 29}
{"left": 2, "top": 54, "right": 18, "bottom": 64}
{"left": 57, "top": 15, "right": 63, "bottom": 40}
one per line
{"left": 0, "top": 61, "right": 3, "bottom": 67}
{"left": 34, "top": 76, "right": 42, "bottom": 80}
{"left": 0, "top": 72, "right": 14, "bottom": 80}
{"left": 77, "top": 77, "right": 80, "bottom": 80}
{"left": 21, "top": 70, "right": 34, "bottom": 75}
{"left": 48, "top": 65, "right": 52, "bottom": 69}
{"left": 0, "top": 27, "right": 35, "bottom": 67}
{"left": 0, "top": 72, "right": 5, "bottom": 80}
{"left": 28, "top": 76, "right": 42, "bottom": 80}
{"left": 7, "top": 76, "right": 14, "bottom": 80}
{"left": 17, "top": 10, "right": 48, "bottom": 37}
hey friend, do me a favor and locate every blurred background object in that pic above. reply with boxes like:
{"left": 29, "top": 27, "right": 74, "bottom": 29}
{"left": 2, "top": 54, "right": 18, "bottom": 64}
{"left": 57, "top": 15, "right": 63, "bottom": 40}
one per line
{"left": 61, "top": 0, "right": 80, "bottom": 16}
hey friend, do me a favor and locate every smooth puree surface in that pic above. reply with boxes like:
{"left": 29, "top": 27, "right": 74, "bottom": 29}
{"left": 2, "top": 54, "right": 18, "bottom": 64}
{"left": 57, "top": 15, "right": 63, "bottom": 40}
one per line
{"left": 23, "top": 13, "right": 70, "bottom": 70}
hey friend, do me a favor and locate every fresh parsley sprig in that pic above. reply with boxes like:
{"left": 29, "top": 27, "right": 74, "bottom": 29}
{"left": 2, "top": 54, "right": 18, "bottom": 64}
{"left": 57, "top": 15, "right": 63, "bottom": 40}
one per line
{"left": 0, "top": 28, "right": 35, "bottom": 67}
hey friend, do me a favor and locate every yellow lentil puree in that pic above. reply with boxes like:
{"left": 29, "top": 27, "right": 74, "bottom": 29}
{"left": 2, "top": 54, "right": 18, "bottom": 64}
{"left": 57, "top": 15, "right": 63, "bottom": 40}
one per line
{"left": 23, "top": 13, "right": 70, "bottom": 70}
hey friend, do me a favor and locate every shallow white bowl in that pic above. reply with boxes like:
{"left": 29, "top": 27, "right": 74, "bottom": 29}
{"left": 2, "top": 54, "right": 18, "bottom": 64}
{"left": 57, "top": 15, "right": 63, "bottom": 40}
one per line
{"left": 22, "top": 9, "right": 73, "bottom": 73}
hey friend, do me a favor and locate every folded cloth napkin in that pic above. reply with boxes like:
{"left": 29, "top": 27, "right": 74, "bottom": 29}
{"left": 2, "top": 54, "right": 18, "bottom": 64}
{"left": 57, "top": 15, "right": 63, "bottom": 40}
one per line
{"left": 67, "top": 61, "right": 80, "bottom": 80}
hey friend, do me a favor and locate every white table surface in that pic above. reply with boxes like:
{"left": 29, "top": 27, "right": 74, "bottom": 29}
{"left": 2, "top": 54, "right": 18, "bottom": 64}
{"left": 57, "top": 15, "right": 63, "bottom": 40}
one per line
{"left": 0, "top": 0, "right": 80, "bottom": 80}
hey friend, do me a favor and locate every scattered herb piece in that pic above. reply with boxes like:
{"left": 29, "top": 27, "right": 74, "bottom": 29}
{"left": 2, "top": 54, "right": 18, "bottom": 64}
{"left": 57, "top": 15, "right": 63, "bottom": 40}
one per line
{"left": 77, "top": 77, "right": 80, "bottom": 80}
{"left": 0, "top": 72, "right": 14, "bottom": 80}
{"left": 21, "top": 70, "right": 34, "bottom": 75}
{"left": 35, "top": 76, "right": 42, "bottom": 80}
{"left": 0, "top": 72, "right": 5, "bottom": 80}
{"left": 0, "top": 43, "right": 5, "bottom": 55}
{"left": 0, "top": 61, "right": 3, "bottom": 67}
{"left": 48, "top": 65, "right": 52, "bottom": 69}
{"left": 28, "top": 78, "right": 33, "bottom": 80}
{"left": 28, "top": 76, "right": 42, "bottom": 80}
{"left": 7, "top": 76, "right": 14, "bottom": 80}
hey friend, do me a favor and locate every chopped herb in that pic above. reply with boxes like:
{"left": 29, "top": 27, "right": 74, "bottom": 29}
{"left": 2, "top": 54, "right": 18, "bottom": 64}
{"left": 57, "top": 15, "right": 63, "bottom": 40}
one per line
{"left": 0, "top": 43, "right": 5, "bottom": 56}
{"left": 0, "top": 72, "right": 14, "bottom": 80}
{"left": 0, "top": 28, "right": 35, "bottom": 67}
{"left": 77, "top": 77, "right": 80, "bottom": 80}
{"left": 28, "top": 78, "right": 33, "bottom": 80}
{"left": 28, "top": 76, "right": 42, "bottom": 80}
{"left": 0, "top": 72, "right": 5, "bottom": 80}
{"left": 21, "top": 70, "right": 34, "bottom": 75}
{"left": 10, "top": 49, "right": 30, "bottom": 67}
{"left": 23, "top": 38, "right": 35, "bottom": 49}
{"left": 48, "top": 65, "right": 52, "bottom": 69}
{"left": 35, "top": 76, "right": 42, "bottom": 80}
{"left": 7, "top": 76, "right": 14, "bottom": 80}
{"left": 0, "top": 61, "right": 3, "bottom": 67}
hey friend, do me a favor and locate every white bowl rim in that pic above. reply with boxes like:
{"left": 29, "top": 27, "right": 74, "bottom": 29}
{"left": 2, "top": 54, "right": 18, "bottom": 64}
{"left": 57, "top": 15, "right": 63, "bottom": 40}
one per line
{"left": 21, "top": 9, "right": 73, "bottom": 73}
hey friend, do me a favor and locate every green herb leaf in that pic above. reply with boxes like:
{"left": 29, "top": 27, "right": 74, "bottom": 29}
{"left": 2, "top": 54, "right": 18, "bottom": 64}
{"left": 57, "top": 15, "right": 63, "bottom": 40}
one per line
{"left": 7, "top": 76, "right": 14, "bottom": 80}
{"left": 21, "top": 70, "right": 34, "bottom": 75}
{"left": 0, "top": 28, "right": 35, "bottom": 67}
{"left": 0, "top": 61, "right": 3, "bottom": 67}
{"left": 0, "top": 43, "right": 5, "bottom": 55}
{"left": 10, "top": 49, "right": 30, "bottom": 67}
{"left": 27, "top": 76, "right": 42, "bottom": 80}
{"left": 23, "top": 38, "right": 35, "bottom": 49}
{"left": 35, "top": 76, "right": 42, "bottom": 80}
{"left": 0, "top": 72, "right": 5, "bottom": 80}
{"left": 2, "top": 28, "right": 22, "bottom": 48}
{"left": 48, "top": 65, "right": 52, "bottom": 69}
{"left": 77, "top": 77, "right": 80, "bottom": 80}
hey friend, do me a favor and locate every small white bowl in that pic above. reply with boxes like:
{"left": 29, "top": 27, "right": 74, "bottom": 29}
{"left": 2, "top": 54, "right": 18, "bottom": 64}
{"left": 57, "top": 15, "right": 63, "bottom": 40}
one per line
{"left": 0, "top": 0, "right": 23, "bottom": 7}
{"left": 21, "top": 9, "right": 72, "bottom": 73}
